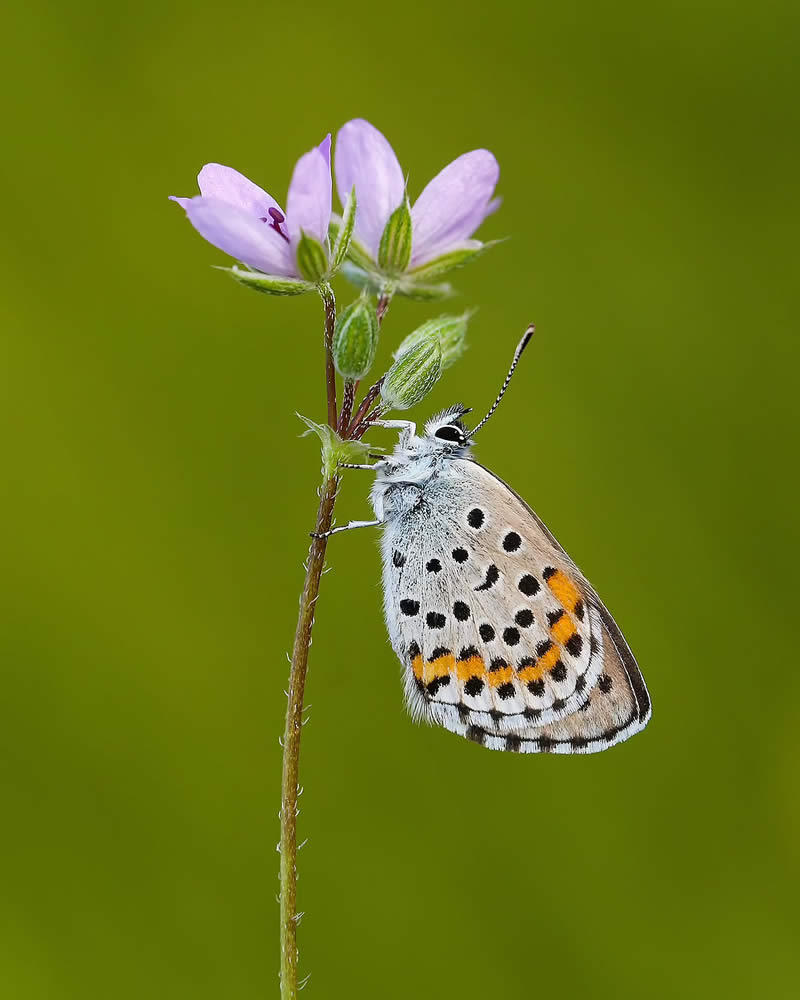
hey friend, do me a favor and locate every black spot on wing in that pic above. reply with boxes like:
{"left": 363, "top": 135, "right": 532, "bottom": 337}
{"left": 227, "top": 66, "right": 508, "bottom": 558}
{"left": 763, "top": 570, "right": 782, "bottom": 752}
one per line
{"left": 565, "top": 634, "right": 583, "bottom": 657}
{"left": 475, "top": 564, "right": 499, "bottom": 591}
{"left": 464, "top": 677, "right": 484, "bottom": 697}
{"left": 467, "top": 508, "right": 485, "bottom": 529}
{"left": 453, "top": 601, "right": 470, "bottom": 621}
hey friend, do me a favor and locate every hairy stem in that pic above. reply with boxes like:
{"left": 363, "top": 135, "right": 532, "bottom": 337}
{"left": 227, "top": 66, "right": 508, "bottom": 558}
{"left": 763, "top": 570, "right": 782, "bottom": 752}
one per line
{"left": 352, "top": 402, "right": 386, "bottom": 440}
{"left": 338, "top": 379, "right": 356, "bottom": 434}
{"left": 319, "top": 282, "right": 338, "bottom": 429}
{"left": 348, "top": 377, "right": 385, "bottom": 437}
{"left": 376, "top": 290, "right": 392, "bottom": 325}
{"left": 280, "top": 475, "right": 338, "bottom": 999}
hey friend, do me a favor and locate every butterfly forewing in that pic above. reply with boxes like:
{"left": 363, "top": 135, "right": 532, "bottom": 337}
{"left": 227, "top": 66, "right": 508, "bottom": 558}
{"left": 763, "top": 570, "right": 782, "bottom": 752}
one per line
{"left": 383, "top": 459, "right": 625, "bottom": 749}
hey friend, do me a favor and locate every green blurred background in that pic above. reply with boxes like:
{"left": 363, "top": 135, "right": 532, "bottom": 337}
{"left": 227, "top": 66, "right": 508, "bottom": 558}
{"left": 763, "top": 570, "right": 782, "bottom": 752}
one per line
{"left": 3, "top": 1, "right": 799, "bottom": 997}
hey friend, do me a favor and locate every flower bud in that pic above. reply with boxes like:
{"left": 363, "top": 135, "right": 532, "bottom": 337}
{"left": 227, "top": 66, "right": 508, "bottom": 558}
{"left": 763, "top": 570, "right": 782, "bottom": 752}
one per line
{"left": 296, "top": 231, "right": 329, "bottom": 283}
{"left": 393, "top": 311, "right": 471, "bottom": 370}
{"left": 332, "top": 296, "right": 379, "bottom": 380}
{"left": 377, "top": 195, "right": 413, "bottom": 275}
{"left": 381, "top": 336, "right": 442, "bottom": 411}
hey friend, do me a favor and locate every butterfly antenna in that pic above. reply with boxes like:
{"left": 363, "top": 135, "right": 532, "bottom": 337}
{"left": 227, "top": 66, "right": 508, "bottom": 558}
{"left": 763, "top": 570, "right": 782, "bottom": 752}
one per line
{"left": 469, "top": 324, "right": 535, "bottom": 437}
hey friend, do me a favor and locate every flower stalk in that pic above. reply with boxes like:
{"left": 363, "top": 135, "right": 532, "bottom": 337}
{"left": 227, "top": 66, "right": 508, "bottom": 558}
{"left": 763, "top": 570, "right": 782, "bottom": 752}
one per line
{"left": 280, "top": 474, "right": 338, "bottom": 1000}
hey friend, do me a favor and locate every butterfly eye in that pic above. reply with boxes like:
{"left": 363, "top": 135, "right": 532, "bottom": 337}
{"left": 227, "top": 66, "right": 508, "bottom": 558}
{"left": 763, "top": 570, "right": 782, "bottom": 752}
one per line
{"left": 434, "top": 425, "right": 464, "bottom": 443}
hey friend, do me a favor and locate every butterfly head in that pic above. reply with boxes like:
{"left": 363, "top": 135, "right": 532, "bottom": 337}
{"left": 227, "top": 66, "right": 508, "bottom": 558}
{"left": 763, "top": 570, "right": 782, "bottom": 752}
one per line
{"left": 424, "top": 405, "right": 473, "bottom": 452}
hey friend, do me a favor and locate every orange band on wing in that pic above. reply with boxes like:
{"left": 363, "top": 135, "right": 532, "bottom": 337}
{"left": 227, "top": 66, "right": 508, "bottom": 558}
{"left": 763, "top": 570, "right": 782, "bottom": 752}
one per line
{"left": 537, "top": 644, "right": 561, "bottom": 673}
{"left": 550, "top": 614, "right": 577, "bottom": 646}
{"left": 487, "top": 666, "right": 514, "bottom": 687}
{"left": 456, "top": 655, "right": 485, "bottom": 682}
{"left": 518, "top": 663, "right": 545, "bottom": 684}
{"left": 424, "top": 653, "right": 455, "bottom": 684}
{"left": 546, "top": 570, "right": 581, "bottom": 613}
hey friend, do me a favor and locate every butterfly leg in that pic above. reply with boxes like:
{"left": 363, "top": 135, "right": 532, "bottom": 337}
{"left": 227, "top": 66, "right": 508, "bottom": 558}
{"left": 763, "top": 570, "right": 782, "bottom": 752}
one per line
{"left": 310, "top": 518, "right": 383, "bottom": 539}
{"left": 371, "top": 419, "right": 416, "bottom": 437}
{"left": 338, "top": 461, "right": 386, "bottom": 471}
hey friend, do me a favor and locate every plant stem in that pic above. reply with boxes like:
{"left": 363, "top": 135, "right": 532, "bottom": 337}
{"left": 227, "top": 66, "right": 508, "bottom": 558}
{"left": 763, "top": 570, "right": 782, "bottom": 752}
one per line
{"left": 280, "top": 475, "right": 338, "bottom": 999}
{"left": 352, "top": 403, "right": 386, "bottom": 440}
{"left": 348, "top": 377, "right": 385, "bottom": 437}
{"left": 376, "top": 290, "right": 391, "bottom": 325}
{"left": 338, "top": 379, "right": 356, "bottom": 434}
{"left": 319, "top": 282, "right": 337, "bottom": 429}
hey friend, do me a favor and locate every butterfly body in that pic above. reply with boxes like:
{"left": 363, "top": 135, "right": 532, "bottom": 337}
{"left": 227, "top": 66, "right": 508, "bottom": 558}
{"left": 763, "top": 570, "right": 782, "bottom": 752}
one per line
{"left": 369, "top": 406, "right": 651, "bottom": 754}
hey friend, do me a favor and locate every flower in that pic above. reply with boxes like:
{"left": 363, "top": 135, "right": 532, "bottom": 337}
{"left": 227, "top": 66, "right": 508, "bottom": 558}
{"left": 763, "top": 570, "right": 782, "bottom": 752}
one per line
{"left": 170, "top": 135, "right": 334, "bottom": 292}
{"left": 334, "top": 119, "right": 500, "bottom": 291}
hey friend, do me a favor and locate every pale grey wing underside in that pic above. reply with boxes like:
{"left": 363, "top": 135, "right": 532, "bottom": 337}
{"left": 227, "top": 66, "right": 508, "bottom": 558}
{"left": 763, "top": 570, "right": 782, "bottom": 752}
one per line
{"left": 380, "top": 459, "right": 651, "bottom": 754}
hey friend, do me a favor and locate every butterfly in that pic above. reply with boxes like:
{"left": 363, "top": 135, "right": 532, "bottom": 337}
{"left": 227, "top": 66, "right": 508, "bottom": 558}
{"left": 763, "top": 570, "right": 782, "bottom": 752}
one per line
{"left": 324, "top": 326, "right": 651, "bottom": 753}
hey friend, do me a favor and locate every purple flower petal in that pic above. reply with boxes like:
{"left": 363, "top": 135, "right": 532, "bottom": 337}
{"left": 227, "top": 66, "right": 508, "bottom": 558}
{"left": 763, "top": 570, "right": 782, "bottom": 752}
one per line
{"left": 410, "top": 150, "right": 499, "bottom": 267}
{"left": 335, "top": 119, "right": 405, "bottom": 258}
{"left": 195, "top": 163, "right": 285, "bottom": 219}
{"left": 286, "top": 135, "right": 333, "bottom": 247}
{"left": 177, "top": 196, "right": 297, "bottom": 276}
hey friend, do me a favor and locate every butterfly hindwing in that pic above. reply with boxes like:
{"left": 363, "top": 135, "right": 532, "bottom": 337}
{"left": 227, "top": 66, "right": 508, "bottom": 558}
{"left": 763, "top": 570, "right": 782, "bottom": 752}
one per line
{"left": 382, "top": 458, "right": 650, "bottom": 754}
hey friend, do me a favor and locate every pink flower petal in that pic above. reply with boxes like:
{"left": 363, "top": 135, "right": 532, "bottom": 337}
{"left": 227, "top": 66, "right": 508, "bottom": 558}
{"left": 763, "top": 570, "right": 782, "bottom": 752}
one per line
{"left": 177, "top": 196, "right": 297, "bottom": 276}
{"left": 286, "top": 135, "right": 333, "bottom": 247}
{"left": 195, "top": 163, "right": 284, "bottom": 219}
{"left": 410, "top": 150, "right": 499, "bottom": 267}
{"left": 335, "top": 119, "right": 405, "bottom": 258}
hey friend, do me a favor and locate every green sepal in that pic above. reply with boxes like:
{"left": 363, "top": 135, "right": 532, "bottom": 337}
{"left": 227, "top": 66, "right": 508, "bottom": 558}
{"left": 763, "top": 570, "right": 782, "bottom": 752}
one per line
{"left": 296, "top": 231, "right": 329, "bottom": 283}
{"left": 406, "top": 241, "right": 501, "bottom": 282}
{"left": 332, "top": 186, "right": 356, "bottom": 269}
{"left": 394, "top": 276, "right": 454, "bottom": 301}
{"left": 378, "top": 196, "right": 413, "bottom": 275}
{"left": 381, "top": 336, "right": 442, "bottom": 411}
{"left": 332, "top": 295, "right": 379, "bottom": 380}
{"left": 297, "top": 413, "right": 376, "bottom": 480}
{"left": 221, "top": 264, "right": 314, "bottom": 296}
{"left": 339, "top": 261, "right": 394, "bottom": 297}
{"left": 343, "top": 237, "right": 377, "bottom": 274}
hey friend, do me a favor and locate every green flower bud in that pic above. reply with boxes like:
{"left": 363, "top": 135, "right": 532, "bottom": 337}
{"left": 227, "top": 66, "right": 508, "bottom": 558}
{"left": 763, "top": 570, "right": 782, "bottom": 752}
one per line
{"left": 378, "top": 196, "right": 413, "bottom": 275}
{"left": 332, "top": 296, "right": 379, "bottom": 380}
{"left": 381, "top": 336, "right": 442, "bottom": 411}
{"left": 394, "top": 311, "right": 471, "bottom": 370}
{"left": 296, "top": 231, "right": 329, "bottom": 283}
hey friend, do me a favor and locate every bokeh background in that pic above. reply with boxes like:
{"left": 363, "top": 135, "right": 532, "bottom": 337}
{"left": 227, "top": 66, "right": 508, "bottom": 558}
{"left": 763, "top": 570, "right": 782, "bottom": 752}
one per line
{"left": 3, "top": 1, "right": 799, "bottom": 997}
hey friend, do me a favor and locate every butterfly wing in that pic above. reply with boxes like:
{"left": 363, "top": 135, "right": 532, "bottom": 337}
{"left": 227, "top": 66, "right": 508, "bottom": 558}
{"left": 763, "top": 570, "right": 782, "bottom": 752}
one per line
{"left": 381, "top": 458, "right": 651, "bottom": 754}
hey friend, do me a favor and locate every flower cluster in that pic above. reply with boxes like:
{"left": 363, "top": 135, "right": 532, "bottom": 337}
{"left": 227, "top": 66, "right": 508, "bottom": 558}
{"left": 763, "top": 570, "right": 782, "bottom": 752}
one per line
{"left": 171, "top": 118, "right": 501, "bottom": 435}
